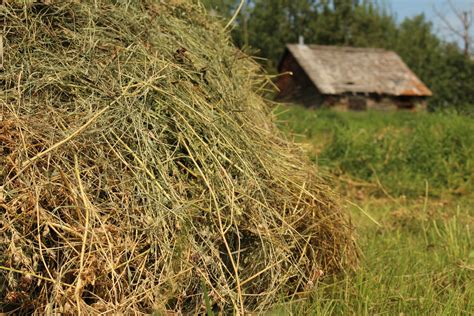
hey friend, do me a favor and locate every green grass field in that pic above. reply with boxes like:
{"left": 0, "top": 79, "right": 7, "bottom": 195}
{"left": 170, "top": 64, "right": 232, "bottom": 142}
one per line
{"left": 273, "top": 105, "right": 474, "bottom": 315}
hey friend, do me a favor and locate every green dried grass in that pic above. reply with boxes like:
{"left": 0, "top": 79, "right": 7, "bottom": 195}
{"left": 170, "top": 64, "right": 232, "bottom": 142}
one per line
{"left": 0, "top": 1, "right": 356, "bottom": 314}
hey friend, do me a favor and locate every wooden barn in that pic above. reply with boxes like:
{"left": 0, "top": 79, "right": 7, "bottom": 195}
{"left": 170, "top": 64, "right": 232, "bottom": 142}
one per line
{"left": 276, "top": 44, "right": 432, "bottom": 110}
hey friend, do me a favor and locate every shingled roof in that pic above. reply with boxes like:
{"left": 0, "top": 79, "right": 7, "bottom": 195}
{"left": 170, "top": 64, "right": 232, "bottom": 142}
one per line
{"left": 284, "top": 44, "right": 432, "bottom": 97}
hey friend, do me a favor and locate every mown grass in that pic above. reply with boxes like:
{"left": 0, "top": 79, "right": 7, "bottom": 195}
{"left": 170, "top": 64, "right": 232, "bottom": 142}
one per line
{"left": 272, "top": 105, "right": 474, "bottom": 315}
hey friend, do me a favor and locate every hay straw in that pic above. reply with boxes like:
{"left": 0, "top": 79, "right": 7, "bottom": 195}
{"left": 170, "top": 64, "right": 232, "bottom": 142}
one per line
{"left": 0, "top": 33, "right": 4, "bottom": 71}
{"left": 0, "top": 0, "right": 357, "bottom": 314}
{"left": 224, "top": 0, "right": 245, "bottom": 30}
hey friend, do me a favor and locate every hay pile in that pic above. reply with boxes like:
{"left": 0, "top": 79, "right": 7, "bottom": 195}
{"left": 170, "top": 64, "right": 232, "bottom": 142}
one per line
{"left": 0, "top": 1, "right": 356, "bottom": 314}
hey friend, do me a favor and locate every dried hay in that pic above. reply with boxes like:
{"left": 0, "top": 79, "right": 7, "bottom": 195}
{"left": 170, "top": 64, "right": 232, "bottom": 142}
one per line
{"left": 0, "top": 1, "right": 356, "bottom": 314}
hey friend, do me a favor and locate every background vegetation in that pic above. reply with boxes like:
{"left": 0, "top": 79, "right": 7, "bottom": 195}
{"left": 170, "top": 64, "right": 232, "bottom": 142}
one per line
{"left": 274, "top": 106, "right": 474, "bottom": 315}
{"left": 201, "top": 0, "right": 474, "bottom": 113}
{"left": 276, "top": 107, "right": 474, "bottom": 197}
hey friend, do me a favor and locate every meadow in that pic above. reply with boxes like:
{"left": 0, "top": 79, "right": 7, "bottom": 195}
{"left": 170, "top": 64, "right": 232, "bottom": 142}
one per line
{"left": 274, "top": 106, "right": 474, "bottom": 315}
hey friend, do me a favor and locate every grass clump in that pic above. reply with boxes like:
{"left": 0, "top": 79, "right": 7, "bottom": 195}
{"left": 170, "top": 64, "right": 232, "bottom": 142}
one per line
{"left": 0, "top": 1, "right": 356, "bottom": 314}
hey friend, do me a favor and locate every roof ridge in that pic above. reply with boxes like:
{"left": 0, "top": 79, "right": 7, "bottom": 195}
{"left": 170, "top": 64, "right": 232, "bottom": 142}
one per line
{"left": 287, "top": 44, "right": 389, "bottom": 52}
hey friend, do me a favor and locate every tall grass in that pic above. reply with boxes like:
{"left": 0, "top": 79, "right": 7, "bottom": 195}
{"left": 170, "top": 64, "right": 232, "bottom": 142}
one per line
{"left": 272, "top": 197, "right": 474, "bottom": 315}
{"left": 273, "top": 105, "right": 473, "bottom": 315}
{"left": 275, "top": 107, "right": 474, "bottom": 197}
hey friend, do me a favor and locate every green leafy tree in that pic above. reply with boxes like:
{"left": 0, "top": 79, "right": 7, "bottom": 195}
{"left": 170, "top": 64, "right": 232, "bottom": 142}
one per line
{"left": 239, "top": 0, "right": 397, "bottom": 68}
{"left": 242, "top": 0, "right": 319, "bottom": 68}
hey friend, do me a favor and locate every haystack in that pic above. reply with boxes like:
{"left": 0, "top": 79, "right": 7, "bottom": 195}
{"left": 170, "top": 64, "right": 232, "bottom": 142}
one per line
{"left": 0, "top": 1, "right": 356, "bottom": 314}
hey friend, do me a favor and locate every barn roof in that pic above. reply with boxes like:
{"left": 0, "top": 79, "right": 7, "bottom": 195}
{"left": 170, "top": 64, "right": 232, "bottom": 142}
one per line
{"left": 284, "top": 44, "right": 432, "bottom": 97}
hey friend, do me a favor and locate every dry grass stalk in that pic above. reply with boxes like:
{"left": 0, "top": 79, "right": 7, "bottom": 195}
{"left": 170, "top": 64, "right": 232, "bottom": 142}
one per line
{"left": 0, "top": 0, "right": 357, "bottom": 314}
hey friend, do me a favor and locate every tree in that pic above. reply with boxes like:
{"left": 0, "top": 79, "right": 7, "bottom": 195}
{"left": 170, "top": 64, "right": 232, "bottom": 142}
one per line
{"left": 243, "top": 0, "right": 319, "bottom": 68}
{"left": 312, "top": 0, "right": 397, "bottom": 47}
{"left": 434, "top": 0, "right": 473, "bottom": 57}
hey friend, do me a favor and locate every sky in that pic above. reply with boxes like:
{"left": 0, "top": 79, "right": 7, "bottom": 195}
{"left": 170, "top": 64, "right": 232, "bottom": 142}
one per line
{"left": 388, "top": 0, "right": 473, "bottom": 44}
